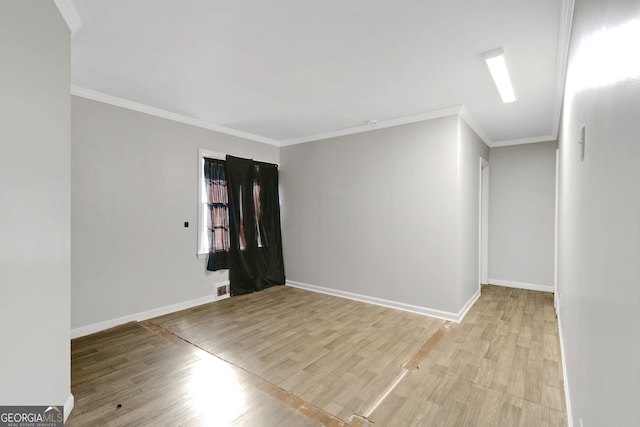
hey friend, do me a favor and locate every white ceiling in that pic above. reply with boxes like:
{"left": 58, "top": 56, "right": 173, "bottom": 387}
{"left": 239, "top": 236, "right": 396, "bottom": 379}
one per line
{"left": 65, "top": 0, "right": 572, "bottom": 147}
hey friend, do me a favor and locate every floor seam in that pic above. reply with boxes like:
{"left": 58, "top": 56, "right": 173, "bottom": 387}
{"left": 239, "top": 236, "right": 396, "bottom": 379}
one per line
{"left": 140, "top": 320, "right": 350, "bottom": 427}
{"left": 361, "top": 369, "right": 408, "bottom": 418}
{"left": 355, "top": 321, "right": 451, "bottom": 422}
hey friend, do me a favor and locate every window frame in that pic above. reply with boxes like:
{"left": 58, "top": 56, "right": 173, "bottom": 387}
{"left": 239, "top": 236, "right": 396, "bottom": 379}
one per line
{"left": 197, "top": 148, "right": 226, "bottom": 258}
{"left": 197, "top": 149, "right": 279, "bottom": 258}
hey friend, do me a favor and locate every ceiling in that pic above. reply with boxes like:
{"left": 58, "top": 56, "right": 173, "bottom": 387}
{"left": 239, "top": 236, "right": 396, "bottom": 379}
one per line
{"left": 62, "top": 0, "right": 573, "bottom": 147}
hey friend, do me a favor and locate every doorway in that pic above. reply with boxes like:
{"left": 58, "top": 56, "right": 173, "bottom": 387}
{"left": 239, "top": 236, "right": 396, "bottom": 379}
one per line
{"left": 479, "top": 158, "right": 490, "bottom": 288}
{"left": 554, "top": 148, "right": 559, "bottom": 315}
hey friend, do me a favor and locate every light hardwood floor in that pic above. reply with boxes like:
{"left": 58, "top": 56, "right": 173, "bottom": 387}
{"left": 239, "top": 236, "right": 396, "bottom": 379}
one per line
{"left": 370, "top": 285, "right": 566, "bottom": 426}
{"left": 67, "top": 285, "right": 566, "bottom": 426}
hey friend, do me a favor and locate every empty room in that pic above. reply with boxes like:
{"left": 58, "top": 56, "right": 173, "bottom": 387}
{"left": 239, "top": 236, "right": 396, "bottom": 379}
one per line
{"left": 1, "top": 1, "right": 639, "bottom": 426}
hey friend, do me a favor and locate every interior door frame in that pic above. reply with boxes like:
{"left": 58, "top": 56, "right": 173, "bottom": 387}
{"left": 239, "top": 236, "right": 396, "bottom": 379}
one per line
{"left": 554, "top": 148, "right": 559, "bottom": 315}
{"left": 479, "top": 157, "right": 490, "bottom": 289}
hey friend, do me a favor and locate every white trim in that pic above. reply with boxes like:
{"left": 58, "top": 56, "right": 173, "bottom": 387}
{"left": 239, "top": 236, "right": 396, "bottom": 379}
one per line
{"left": 479, "top": 158, "right": 490, "bottom": 287}
{"left": 69, "top": 84, "right": 569, "bottom": 150}
{"left": 490, "top": 134, "right": 557, "bottom": 147}
{"left": 554, "top": 148, "right": 560, "bottom": 314}
{"left": 53, "top": 0, "right": 82, "bottom": 35}
{"left": 70, "top": 294, "right": 216, "bottom": 339}
{"left": 199, "top": 149, "right": 227, "bottom": 160}
{"left": 279, "top": 106, "right": 463, "bottom": 146}
{"left": 63, "top": 394, "right": 74, "bottom": 423}
{"left": 197, "top": 148, "right": 226, "bottom": 256}
{"left": 286, "top": 280, "right": 480, "bottom": 323}
{"left": 68, "top": 84, "right": 566, "bottom": 150}
{"left": 551, "top": 0, "right": 576, "bottom": 141}
{"left": 71, "top": 86, "right": 280, "bottom": 146}
{"left": 486, "top": 0, "right": 573, "bottom": 148}
{"left": 558, "top": 315, "right": 574, "bottom": 427}
{"left": 459, "top": 106, "right": 491, "bottom": 145}
{"left": 458, "top": 288, "right": 481, "bottom": 322}
{"left": 488, "top": 279, "right": 554, "bottom": 293}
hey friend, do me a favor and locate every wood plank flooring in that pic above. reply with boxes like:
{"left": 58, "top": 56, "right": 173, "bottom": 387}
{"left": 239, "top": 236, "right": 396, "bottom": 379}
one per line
{"left": 67, "top": 321, "right": 329, "bottom": 427}
{"left": 369, "top": 285, "right": 566, "bottom": 426}
{"left": 151, "top": 286, "right": 444, "bottom": 421}
{"left": 66, "top": 285, "right": 567, "bottom": 426}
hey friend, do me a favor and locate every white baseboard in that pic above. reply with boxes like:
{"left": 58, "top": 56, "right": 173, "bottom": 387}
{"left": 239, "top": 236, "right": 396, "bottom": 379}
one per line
{"left": 458, "top": 288, "right": 481, "bottom": 322}
{"left": 557, "top": 315, "right": 574, "bottom": 427}
{"left": 286, "top": 281, "right": 480, "bottom": 323}
{"left": 71, "top": 294, "right": 216, "bottom": 339}
{"left": 488, "top": 278, "right": 554, "bottom": 293}
{"left": 64, "top": 393, "right": 74, "bottom": 423}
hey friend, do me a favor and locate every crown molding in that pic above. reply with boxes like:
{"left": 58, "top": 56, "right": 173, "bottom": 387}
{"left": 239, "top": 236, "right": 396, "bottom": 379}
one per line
{"left": 490, "top": 134, "right": 557, "bottom": 148}
{"left": 54, "top": 0, "right": 82, "bottom": 35}
{"left": 280, "top": 106, "right": 464, "bottom": 146}
{"left": 458, "top": 105, "right": 491, "bottom": 146}
{"left": 71, "top": 86, "right": 559, "bottom": 149}
{"left": 64, "top": 2, "right": 570, "bottom": 151}
{"left": 71, "top": 86, "right": 281, "bottom": 146}
{"left": 550, "top": 0, "right": 575, "bottom": 140}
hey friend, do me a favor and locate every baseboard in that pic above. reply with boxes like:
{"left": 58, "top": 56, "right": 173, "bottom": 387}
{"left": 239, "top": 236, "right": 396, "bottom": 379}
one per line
{"left": 458, "top": 288, "right": 481, "bottom": 322}
{"left": 286, "top": 280, "right": 479, "bottom": 323}
{"left": 557, "top": 315, "right": 574, "bottom": 427}
{"left": 71, "top": 294, "right": 216, "bottom": 339}
{"left": 64, "top": 393, "right": 74, "bottom": 423}
{"left": 488, "top": 278, "right": 554, "bottom": 293}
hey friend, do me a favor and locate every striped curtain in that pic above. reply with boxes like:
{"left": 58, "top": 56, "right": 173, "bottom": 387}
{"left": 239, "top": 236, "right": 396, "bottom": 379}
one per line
{"left": 204, "top": 158, "right": 229, "bottom": 271}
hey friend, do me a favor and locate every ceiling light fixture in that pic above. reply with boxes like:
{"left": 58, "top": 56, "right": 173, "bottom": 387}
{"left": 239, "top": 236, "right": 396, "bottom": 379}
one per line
{"left": 483, "top": 48, "right": 516, "bottom": 103}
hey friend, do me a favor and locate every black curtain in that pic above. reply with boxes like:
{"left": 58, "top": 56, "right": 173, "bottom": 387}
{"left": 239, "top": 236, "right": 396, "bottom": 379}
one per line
{"left": 204, "top": 158, "right": 229, "bottom": 271}
{"left": 254, "top": 160, "right": 286, "bottom": 290}
{"left": 226, "top": 155, "right": 285, "bottom": 296}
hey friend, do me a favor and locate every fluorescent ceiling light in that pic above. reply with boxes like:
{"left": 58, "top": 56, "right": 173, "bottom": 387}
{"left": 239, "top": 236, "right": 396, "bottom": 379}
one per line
{"left": 483, "top": 48, "right": 516, "bottom": 103}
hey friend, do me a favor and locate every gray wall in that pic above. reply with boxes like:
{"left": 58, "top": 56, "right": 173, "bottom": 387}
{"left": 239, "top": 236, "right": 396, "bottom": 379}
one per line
{"left": 71, "top": 96, "right": 278, "bottom": 329}
{"left": 281, "top": 116, "right": 468, "bottom": 314}
{"left": 457, "top": 119, "right": 490, "bottom": 307}
{"left": 558, "top": 0, "right": 640, "bottom": 425}
{"left": 0, "top": 0, "right": 71, "bottom": 412}
{"left": 488, "top": 142, "right": 557, "bottom": 289}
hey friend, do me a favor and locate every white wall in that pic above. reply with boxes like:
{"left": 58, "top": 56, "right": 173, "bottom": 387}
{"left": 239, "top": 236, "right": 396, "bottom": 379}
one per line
{"left": 457, "top": 118, "right": 490, "bottom": 307}
{"left": 281, "top": 115, "right": 482, "bottom": 316}
{"left": 558, "top": 0, "right": 640, "bottom": 425}
{"left": 488, "top": 142, "right": 557, "bottom": 290}
{"left": 71, "top": 96, "right": 279, "bottom": 331}
{"left": 0, "top": 0, "right": 71, "bottom": 414}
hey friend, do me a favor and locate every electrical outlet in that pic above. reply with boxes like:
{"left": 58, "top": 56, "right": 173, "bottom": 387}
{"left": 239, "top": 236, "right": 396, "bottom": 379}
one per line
{"left": 217, "top": 285, "right": 228, "bottom": 297}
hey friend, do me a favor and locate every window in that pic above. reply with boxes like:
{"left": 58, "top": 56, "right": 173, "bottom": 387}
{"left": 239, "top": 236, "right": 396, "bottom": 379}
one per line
{"left": 197, "top": 151, "right": 285, "bottom": 290}
{"left": 197, "top": 150, "right": 271, "bottom": 258}
{"left": 197, "top": 149, "right": 227, "bottom": 257}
